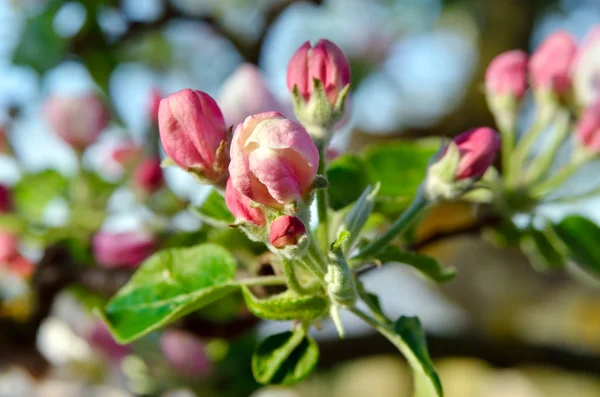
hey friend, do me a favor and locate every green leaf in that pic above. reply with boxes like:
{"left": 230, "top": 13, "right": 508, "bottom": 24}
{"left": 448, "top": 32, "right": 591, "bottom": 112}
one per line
{"left": 252, "top": 329, "right": 319, "bottom": 385}
{"left": 13, "top": 170, "right": 68, "bottom": 222}
{"left": 101, "top": 244, "right": 238, "bottom": 343}
{"left": 392, "top": 317, "right": 442, "bottom": 397}
{"left": 192, "top": 189, "right": 235, "bottom": 227}
{"left": 375, "top": 245, "right": 455, "bottom": 282}
{"left": 241, "top": 287, "right": 329, "bottom": 321}
{"left": 552, "top": 215, "right": 600, "bottom": 277}
{"left": 520, "top": 227, "right": 566, "bottom": 272}
{"left": 327, "top": 155, "right": 370, "bottom": 210}
{"left": 364, "top": 139, "right": 439, "bottom": 216}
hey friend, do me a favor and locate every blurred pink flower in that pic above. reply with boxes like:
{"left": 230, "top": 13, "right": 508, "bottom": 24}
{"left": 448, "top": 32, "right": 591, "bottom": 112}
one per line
{"left": 228, "top": 112, "right": 319, "bottom": 207}
{"left": 160, "top": 330, "right": 211, "bottom": 378}
{"left": 0, "top": 184, "right": 12, "bottom": 212}
{"left": 218, "top": 64, "right": 284, "bottom": 127}
{"left": 529, "top": 31, "right": 577, "bottom": 95}
{"left": 575, "top": 99, "right": 600, "bottom": 153}
{"left": 92, "top": 230, "right": 156, "bottom": 269}
{"left": 0, "top": 232, "right": 19, "bottom": 262}
{"left": 485, "top": 50, "right": 529, "bottom": 98}
{"left": 87, "top": 321, "right": 131, "bottom": 361}
{"left": 44, "top": 94, "right": 109, "bottom": 150}
{"left": 133, "top": 157, "right": 164, "bottom": 194}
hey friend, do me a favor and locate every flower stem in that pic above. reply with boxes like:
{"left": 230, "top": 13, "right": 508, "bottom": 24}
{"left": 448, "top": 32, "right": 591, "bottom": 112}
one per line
{"left": 508, "top": 103, "right": 557, "bottom": 187}
{"left": 354, "top": 191, "right": 428, "bottom": 260}
{"left": 524, "top": 108, "right": 572, "bottom": 185}
{"left": 530, "top": 153, "right": 589, "bottom": 198}
{"left": 316, "top": 145, "right": 330, "bottom": 253}
{"left": 281, "top": 258, "right": 313, "bottom": 294}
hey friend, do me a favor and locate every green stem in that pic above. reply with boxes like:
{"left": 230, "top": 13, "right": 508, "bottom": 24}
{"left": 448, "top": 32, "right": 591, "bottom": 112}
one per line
{"left": 508, "top": 103, "right": 557, "bottom": 187}
{"left": 357, "top": 286, "right": 390, "bottom": 325}
{"left": 281, "top": 258, "right": 312, "bottom": 295}
{"left": 530, "top": 154, "right": 588, "bottom": 198}
{"left": 316, "top": 145, "right": 330, "bottom": 253}
{"left": 354, "top": 191, "right": 428, "bottom": 260}
{"left": 237, "top": 276, "right": 287, "bottom": 287}
{"left": 524, "top": 109, "right": 572, "bottom": 185}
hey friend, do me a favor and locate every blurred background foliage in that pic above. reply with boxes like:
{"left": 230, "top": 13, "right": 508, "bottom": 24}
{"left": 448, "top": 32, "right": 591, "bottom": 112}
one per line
{"left": 2, "top": 0, "right": 600, "bottom": 396}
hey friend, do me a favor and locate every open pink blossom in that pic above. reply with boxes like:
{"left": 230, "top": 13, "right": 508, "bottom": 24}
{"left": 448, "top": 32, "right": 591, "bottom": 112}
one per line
{"left": 287, "top": 39, "right": 350, "bottom": 104}
{"left": 529, "top": 31, "right": 577, "bottom": 95}
{"left": 453, "top": 127, "right": 501, "bottom": 180}
{"left": 225, "top": 178, "right": 265, "bottom": 226}
{"left": 92, "top": 230, "right": 156, "bottom": 268}
{"left": 218, "top": 64, "right": 284, "bottom": 127}
{"left": 158, "top": 89, "right": 228, "bottom": 184}
{"left": 44, "top": 94, "right": 109, "bottom": 150}
{"left": 575, "top": 100, "right": 600, "bottom": 153}
{"left": 485, "top": 50, "right": 529, "bottom": 98}
{"left": 269, "top": 216, "right": 306, "bottom": 248}
{"left": 228, "top": 112, "right": 319, "bottom": 207}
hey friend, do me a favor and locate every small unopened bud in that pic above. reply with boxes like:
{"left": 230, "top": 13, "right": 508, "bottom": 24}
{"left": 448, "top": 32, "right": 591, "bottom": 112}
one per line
{"left": 269, "top": 216, "right": 306, "bottom": 248}
{"left": 529, "top": 31, "right": 577, "bottom": 97}
{"left": 575, "top": 100, "right": 600, "bottom": 153}
{"left": 287, "top": 39, "right": 351, "bottom": 141}
{"left": 133, "top": 157, "right": 164, "bottom": 194}
{"left": 426, "top": 128, "right": 500, "bottom": 201}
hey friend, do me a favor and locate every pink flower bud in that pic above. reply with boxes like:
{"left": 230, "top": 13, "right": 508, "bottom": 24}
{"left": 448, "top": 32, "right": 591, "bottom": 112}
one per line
{"left": 0, "top": 232, "right": 18, "bottom": 262}
{"left": 92, "top": 230, "right": 156, "bottom": 269}
{"left": 228, "top": 112, "right": 319, "bottom": 207}
{"left": 529, "top": 31, "right": 577, "bottom": 95}
{"left": 44, "top": 94, "right": 109, "bottom": 150}
{"left": 158, "top": 89, "right": 229, "bottom": 184}
{"left": 287, "top": 39, "right": 351, "bottom": 104}
{"left": 160, "top": 330, "right": 211, "bottom": 378}
{"left": 575, "top": 100, "right": 600, "bottom": 153}
{"left": 148, "top": 88, "right": 162, "bottom": 123}
{"left": 218, "top": 64, "right": 284, "bottom": 127}
{"left": 87, "top": 321, "right": 131, "bottom": 361}
{"left": 485, "top": 50, "right": 529, "bottom": 99}
{"left": 269, "top": 216, "right": 306, "bottom": 248}
{"left": 133, "top": 157, "right": 164, "bottom": 194}
{"left": 453, "top": 127, "right": 501, "bottom": 180}
{"left": 0, "top": 184, "right": 12, "bottom": 212}
{"left": 225, "top": 178, "right": 265, "bottom": 226}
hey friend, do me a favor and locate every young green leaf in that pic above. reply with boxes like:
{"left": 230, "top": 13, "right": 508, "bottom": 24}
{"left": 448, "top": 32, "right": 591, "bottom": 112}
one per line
{"left": 327, "top": 155, "right": 371, "bottom": 210}
{"left": 252, "top": 329, "right": 319, "bottom": 385}
{"left": 374, "top": 245, "right": 455, "bottom": 282}
{"left": 520, "top": 227, "right": 566, "bottom": 272}
{"left": 392, "top": 317, "right": 443, "bottom": 397}
{"left": 552, "top": 215, "right": 600, "bottom": 277}
{"left": 241, "top": 287, "right": 329, "bottom": 321}
{"left": 192, "top": 189, "right": 235, "bottom": 227}
{"left": 100, "top": 244, "right": 238, "bottom": 343}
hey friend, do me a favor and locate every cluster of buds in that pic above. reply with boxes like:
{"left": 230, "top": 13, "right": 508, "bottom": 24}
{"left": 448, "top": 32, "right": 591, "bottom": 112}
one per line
{"left": 157, "top": 38, "right": 353, "bottom": 259}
